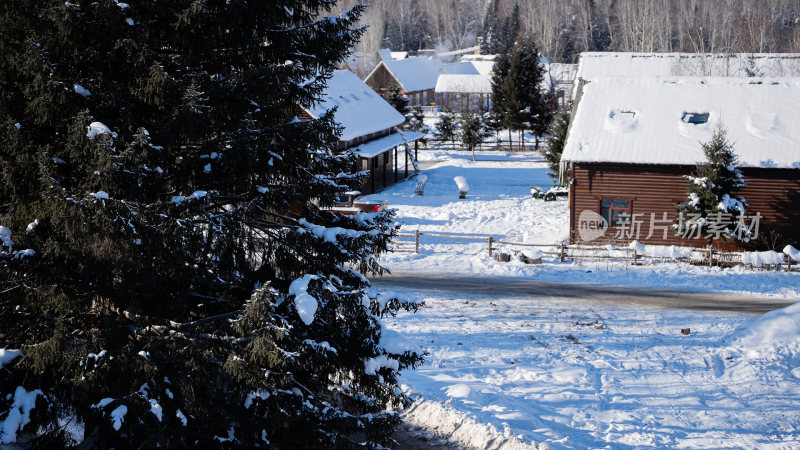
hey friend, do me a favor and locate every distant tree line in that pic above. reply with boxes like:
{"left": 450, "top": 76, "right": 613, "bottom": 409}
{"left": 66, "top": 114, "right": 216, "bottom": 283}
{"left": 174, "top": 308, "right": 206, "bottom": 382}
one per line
{"left": 334, "top": 0, "right": 800, "bottom": 73}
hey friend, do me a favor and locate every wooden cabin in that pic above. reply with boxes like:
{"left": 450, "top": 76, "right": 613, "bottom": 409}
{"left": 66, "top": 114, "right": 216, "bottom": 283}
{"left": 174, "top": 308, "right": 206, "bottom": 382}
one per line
{"left": 363, "top": 56, "right": 442, "bottom": 107}
{"left": 561, "top": 77, "right": 800, "bottom": 250}
{"left": 301, "top": 70, "right": 424, "bottom": 195}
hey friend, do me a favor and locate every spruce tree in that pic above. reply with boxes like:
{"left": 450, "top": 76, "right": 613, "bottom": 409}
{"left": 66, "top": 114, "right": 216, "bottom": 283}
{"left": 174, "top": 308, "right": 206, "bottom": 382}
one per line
{"left": 482, "top": 109, "right": 504, "bottom": 148}
{"left": 490, "top": 51, "right": 516, "bottom": 148}
{"left": 384, "top": 85, "right": 410, "bottom": 116}
{"left": 460, "top": 111, "right": 491, "bottom": 161}
{"left": 514, "top": 38, "right": 552, "bottom": 151}
{"left": 435, "top": 112, "right": 459, "bottom": 149}
{"left": 677, "top": 123, "right": 748, "bottom": 244}
{"left": 544, "top": 109, "right": 571, "bottom": 182}
{"left": 0, "top": 1, "right": 421, "bottom": 448}
{"left": 491, "top": 38, "right": 551, "bottom": 151}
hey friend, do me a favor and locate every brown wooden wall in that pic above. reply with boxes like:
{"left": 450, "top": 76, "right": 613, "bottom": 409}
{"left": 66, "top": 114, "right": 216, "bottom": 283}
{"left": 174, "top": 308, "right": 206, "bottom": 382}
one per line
{"left": 569, "top": 162, "right": 800, "bottom": 249}
{"left": 358, "top": 146, "right": 414, "bottom": 195}
{"left": 364, "top": 64, "right": 396, "bottom": 95}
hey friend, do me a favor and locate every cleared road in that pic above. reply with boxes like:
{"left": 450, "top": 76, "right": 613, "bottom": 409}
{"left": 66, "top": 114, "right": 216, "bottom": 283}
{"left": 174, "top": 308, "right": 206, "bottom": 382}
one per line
{"left": 370, "top": 271, "right": 795, "bottom": 315}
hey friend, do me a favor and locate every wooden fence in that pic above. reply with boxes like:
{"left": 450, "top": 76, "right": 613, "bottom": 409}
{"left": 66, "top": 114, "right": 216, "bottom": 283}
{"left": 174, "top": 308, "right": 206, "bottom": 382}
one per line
{"left": 391, "top": 231, "right": 797, "bottom": 271}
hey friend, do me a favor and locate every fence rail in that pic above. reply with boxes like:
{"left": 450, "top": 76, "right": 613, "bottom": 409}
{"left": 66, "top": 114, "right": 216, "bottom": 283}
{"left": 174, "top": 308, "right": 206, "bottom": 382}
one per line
{"left": 390, "top": 230, "right": 797, "bottom": 271}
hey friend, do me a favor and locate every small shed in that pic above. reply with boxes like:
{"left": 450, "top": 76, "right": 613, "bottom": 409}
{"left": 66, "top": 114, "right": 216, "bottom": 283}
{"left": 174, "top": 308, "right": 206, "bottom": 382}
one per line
{"left": 561, "top": 77, "right": 800, "bottom": 249}
{"left": 303, "top": 70, "right": 424, "bottom": 194}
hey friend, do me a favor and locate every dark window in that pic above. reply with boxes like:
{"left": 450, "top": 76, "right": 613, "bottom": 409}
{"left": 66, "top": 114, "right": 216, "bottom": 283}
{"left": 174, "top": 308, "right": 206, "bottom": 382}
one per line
{"left": 682, "top": 112, "right": 709, "bottom": 124}
{"left": 601, "top": 199, "right": 631, "bottom": 226}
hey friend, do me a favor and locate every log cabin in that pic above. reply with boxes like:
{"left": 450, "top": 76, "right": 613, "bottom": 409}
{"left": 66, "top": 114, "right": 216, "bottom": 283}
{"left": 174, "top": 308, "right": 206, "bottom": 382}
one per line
{"left": 301, "top": 70, "right": 424, "bottom": 195}
{"left": 363, "top": 56, "right": 442, "bottom": 107}
{"left": 561, "top": 77, "right": 800, "bottom": 250}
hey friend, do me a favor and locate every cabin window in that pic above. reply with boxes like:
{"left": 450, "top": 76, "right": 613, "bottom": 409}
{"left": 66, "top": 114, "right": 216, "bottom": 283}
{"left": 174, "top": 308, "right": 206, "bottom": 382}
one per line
{"left": 601, "top": 199, "right": 631, "bottom": 226}
{"left": 682, "top": 112, "right": 709, "bottom": 125}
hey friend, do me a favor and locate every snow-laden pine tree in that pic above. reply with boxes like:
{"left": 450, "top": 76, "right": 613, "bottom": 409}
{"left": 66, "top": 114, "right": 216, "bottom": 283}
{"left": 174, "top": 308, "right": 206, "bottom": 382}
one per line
{"left": 544, "top": 109, "right": 571, "bottom": 182}
{"left": 491, "top": 38, "right": 551, "bottom": 151}
{"left": 384, "top": 85, "right": 410, "bottom": 116}
{"left": 677, "top": 123, "right": 748, "bottom": 244}
{"left": 435, "top": 112, "right": 459, "bottom": 149}
{"left": 0, "top": 1, "right": 421, "bottom": 447}
{"left": 459, "top": 111, "right": 490, "bottom": 161}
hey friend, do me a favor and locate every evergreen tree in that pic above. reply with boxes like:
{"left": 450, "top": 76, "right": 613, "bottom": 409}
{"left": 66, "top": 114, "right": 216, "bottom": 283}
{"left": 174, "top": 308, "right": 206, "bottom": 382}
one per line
{"left": 459, "top": 111, "right": 490, "bottom": 161}
{"left": 482, "top": 109, "right": 504, "bottom": 148}
{"left": 514, "top": 38, "right": 553, "bottom": 151}
{"left": 0, "top": 1, "right": 421, "bottom": 448}
{"left": 384, "top": 85, "right": 410, "bottom": 116}
{"left": 490, "top": 51, "right": 516, "bottom": 148}
{"left": 544, "top": 109, "right": 571, "bottom": 182}
{"left": 491, "top": 38, "right": 551, "bottom": 151}
{"left": 435, "top": 112, "right": 459, "bottom": 149}
{"left": 403, "top": 106, "right": 429, "bottom": 145}
{"left": 677, "top": 123, "right": 748, "bottom": 245}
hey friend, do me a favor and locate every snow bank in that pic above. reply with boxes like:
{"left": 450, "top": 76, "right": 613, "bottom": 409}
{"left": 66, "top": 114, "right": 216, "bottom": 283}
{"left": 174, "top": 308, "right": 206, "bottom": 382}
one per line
{"left": 289, "top": 274, "right": 319, "bottom": 325}
{"left": 379, "top": 328, "right": 420, "bottom": 355}
{"left": 401, "top": 397, "right": 540, "bottom": 450}
{"left": 784, "top": 245, "right": 800, "bottom": 262}
{"left": 0, "top": 387, "right": 44, "bottom": 444}
{"left": 741, "top": 250, "right": 785, "bottom": 266}
{"left": 730, "top": 301, "right": 800, "bottom": 348}
{"left": 628, "top": 240, "right": 694, "bottom": 259}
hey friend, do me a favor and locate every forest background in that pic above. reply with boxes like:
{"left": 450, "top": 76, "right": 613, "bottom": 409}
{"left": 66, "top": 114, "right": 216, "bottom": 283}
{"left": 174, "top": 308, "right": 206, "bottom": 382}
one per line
{"left": 334, "top": 0, "right": 800, "bottom": 76}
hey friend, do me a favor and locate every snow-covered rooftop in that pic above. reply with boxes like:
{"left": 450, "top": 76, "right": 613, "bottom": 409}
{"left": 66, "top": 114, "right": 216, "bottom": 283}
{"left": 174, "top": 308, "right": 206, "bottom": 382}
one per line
{"left": 562, "top": 77, "right": 800, "bottom": 168}
{"left": 440, "top": 62, "right": 480, "bottom": 75}
{"left": 371, "top": 56, "right": 443, "bottom": 93}
{"left": 576, "top": 52, "right": 800, "bottom": 79}
{"left": 435, "top": 74, "right": 493, "bottom": 94}
{"left": 305, "top": 70, "right": 404, "bottom": 142}
{"left": 355, "top": 131, "right": 425, "bottom": 158}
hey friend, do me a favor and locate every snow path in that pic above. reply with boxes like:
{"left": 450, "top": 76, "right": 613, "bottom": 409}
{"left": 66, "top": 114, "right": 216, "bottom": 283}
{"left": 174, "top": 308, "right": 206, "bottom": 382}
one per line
{"left": 387, "top": 291, "right": 800, "bottom": 449}
{"left": 359, "top": 150, "right": 800, "bottom": 448}
{"left": 361, "top": 150, "right": 800, "bottom": 299}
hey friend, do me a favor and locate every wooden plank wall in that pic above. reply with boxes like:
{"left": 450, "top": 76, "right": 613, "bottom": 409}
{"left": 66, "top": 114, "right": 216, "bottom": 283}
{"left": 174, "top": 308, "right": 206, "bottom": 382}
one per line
{"left": 570, "top": 162, "right": 800, "bottom": 249}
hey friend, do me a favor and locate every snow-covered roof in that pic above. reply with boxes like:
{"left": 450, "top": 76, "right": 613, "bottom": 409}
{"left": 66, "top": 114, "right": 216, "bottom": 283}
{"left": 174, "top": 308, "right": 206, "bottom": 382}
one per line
{"left": 355, "top": 131, "right": 426, "bottom": 158}
{"left": 305, "top": 70, "right": 404, "bottom": 142}
{"left": 562, "top": 77, "right": 800, "bottom": 169}
{"left": 378, "top": 49, "right": 393, "bottom": 62}
{"left": 440, "top": 62, "right": 480, "bottom": 75}
{"left": 576, "top": 52, "right": 800, "bottom": 79}
{"left": 390, "top": 51, "right": 408, "bottom": 60}
{"left": 435, "top": 74, "right": 493, "bottom": 94}
{"left": 368, "top": 56, "right": 443, "bottom": 93}
{"left": 469, "top": 60, "right": 495, "bottom": 76}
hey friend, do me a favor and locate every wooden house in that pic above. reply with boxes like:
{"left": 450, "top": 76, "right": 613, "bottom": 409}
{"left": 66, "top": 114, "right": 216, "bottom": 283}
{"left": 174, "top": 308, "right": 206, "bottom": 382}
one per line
{"left": 363, "top": 56, "right": 442, "bottom": 107}
{"left": 301, "top": 70, "right": 424, "bottom": 195}
{"left": 561, "top": 77, "right": 800, "bottom": 249}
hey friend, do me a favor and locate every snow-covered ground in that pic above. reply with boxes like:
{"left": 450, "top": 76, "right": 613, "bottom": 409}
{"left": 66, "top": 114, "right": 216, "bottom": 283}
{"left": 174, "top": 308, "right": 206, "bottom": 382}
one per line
{"left": 363, "top": 150, "right": 800, "bottom": 299}
{"left": 360, "top": 149, "right": 800, "bottom": 448}
{"left": 387, "top": 291, "right": 800, "bottom": 449}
